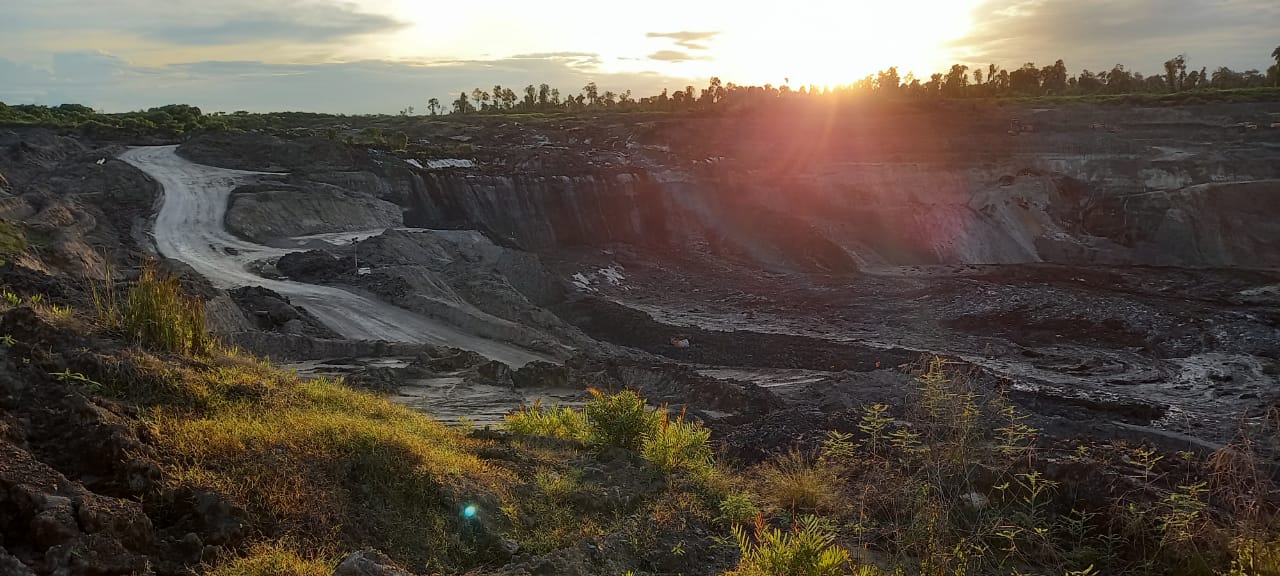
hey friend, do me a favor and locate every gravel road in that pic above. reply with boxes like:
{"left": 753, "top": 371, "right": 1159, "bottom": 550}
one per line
{"left": 120, "top": 145, "right": 549, "bottom": 367}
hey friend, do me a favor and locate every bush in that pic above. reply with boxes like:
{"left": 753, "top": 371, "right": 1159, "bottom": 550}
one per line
{"left": 728, "top": 515, "right": 852, "bottom": 576}
{"left": 584, "top": 388, "right": 660, "bottom": 450}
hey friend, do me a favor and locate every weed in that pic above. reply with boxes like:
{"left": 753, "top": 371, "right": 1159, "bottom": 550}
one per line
{"left": 858, "top": 403, "right": 892, "bottom": 457}
{"left": 819, "top": 430, "right": 857, "bottom": 465}
{"left": 51, "top": 368, "right": 104, "bottom": 393}
{"left": 27, "top": 293, "right": 42, "bottom": 305}
{"left": 2, "top": 288, "right": 21, "bottom": 306}
{"left": 49, "top": 304, "right": 72, "bottom": 319}
{"left": 122, "top": 263, "right": 211, "bottom": 355}
{"left": 719, "top": 493, "right": 762, "bottom": 527}
{"left": 728, "top": 515, "right": 852, "bottom": 576}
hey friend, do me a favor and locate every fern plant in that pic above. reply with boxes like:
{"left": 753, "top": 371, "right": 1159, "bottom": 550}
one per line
{"left": 729, "top": 515, "right": 851, "bottom": 576}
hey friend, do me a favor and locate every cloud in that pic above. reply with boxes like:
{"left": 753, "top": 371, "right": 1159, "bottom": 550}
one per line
{"left": 953, "top": 0, "right": 1279, "bottom": 73}
{"left": 134, "top": 5, "right": 406, "bottom": 45}
{"left": 0, "top": 52, "right": 688, "bottom": 114}
{"left": 645, "top": 31, "right": 720, "bottom": 51}
{"left": 647, "top": 50, "right": 699, "bottom": 63}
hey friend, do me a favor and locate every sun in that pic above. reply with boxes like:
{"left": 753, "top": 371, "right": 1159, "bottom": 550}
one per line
{"left": 697, "top": 1, "right": 982, "bottom": 88}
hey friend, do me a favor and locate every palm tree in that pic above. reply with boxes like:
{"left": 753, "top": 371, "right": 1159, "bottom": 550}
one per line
{"left": 1273, "top": 45, "right": 1280, "bottom": 65}
{"left": 427, "top": 98, "right": 440, "bottom": 116}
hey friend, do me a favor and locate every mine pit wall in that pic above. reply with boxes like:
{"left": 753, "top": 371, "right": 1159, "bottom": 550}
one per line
{"left": 391, "top": 152, "right": 1280, "bottom": 272}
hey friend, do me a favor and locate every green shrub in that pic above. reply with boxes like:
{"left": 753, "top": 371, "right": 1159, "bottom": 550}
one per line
{"left": 504, "top": 401, "right": 589, "bottom": 440}
{"left": 640, "top": 410, "right": 713, "bottom": 474}
{"left": 728, "top": 515, "right": 852, "bottom": 576}
{"left": 584, "top": 388, "right": 660, "bottom": 450}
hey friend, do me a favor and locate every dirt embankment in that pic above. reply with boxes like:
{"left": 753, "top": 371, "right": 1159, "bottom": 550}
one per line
{"left": 226, "top": 182, "right": 403, "bottom": 243}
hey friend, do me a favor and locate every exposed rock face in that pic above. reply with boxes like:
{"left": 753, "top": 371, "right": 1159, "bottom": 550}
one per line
{"left": 225, "top": 183, "right": 403, "bottom": 242}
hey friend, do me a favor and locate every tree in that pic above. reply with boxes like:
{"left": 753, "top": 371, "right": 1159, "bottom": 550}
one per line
{"left": 876, "top": 67, "right": 900, "bottom": 95}
{"left": 1040, "top": 59, "right": 1068, "bottom": 94}
{"left": 942, "top": 64, "right": 969, "bottom": 97}
{"left": 1009, "top": 63, "right": 1041, "bottom": 94}
{"left": 427, "top": 98, "right": 440, "bottom": 116}
{"left": 538, "top": 83, "right": 551, "bottom": 108}
{"left": 523, "top": 85, "right": 536, "bottom": 109}
{"left": 1164, "top": 54, "right": 1187, "bottom": 91}
{"left": 453, "top": 92, "right": 472, "bottom": 114}
{"left": 583, "top": 82, "right": 599, "bottom": 107}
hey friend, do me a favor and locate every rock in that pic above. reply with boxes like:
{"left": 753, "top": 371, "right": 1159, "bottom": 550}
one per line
{"left": 31, "top": 502, "right": 79, "bottom": 548}
{"left": 275, "top": 251, "right": 348, "bottom": 283}
{"left": 0, "top": 548, "right": 35, "bottom": 576}
{"left": 332, "top": 550, "right": 413, "bottom": 576}
{"left": 74, "top": 494, "right": 155, "bottom": 549}
{"left": 960, "top": 492, "right": 990, "bottom": 510}
{"left": 282, "top": 319, "right": 307, "bottom": 335}
{"left": 176, "top": 533, "right": 204, "bottom": 564}
{"left": 191, "top": 490, "right": 246, "bottom": 546}
{"left": 44, "top": 534, "right": 151, "bottom": 576}
{"left": 476, "top": 361, "right": 513, "bottom": 386}
{"left": 512, "top": 362, "right": 570, "bottom": 389}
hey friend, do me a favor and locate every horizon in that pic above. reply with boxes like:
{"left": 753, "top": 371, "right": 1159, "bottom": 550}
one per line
{"left": 1, "top": 0, "right": 1278, "bottom": 114}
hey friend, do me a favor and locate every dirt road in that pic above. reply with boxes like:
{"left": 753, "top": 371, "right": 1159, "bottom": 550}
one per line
{"left": 120, "top": 145, "right": 549, "bottom": 367}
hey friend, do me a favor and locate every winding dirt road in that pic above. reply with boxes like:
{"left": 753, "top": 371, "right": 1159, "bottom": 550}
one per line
{"left": 120, "top": 145, "right": 549, "bottom": 367}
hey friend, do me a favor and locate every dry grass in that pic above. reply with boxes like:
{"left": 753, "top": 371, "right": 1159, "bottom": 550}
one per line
{"left": 751, "top": 450, "right": 844, "bottom": 515}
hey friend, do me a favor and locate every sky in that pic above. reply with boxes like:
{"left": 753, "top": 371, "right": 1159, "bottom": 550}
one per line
{"left": 0, "top": 0, "right": 1276, "bottom": 113}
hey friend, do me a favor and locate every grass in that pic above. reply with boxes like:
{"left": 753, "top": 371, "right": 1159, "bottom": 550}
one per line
{"left": 750, "top": 450, "right": 844, "bottom": 515}
{"left": 503, "top": 400, "right": 589, "bottom": 441}
{"left": 204, "top": 543, "right": 333, "bottom": 576}
{"left": 91, "top": 261, "right": 212, "bottom": 355}
{"left": 0, "top": 220, "right": 27, "bottom": 257}
{"left": 142, "top": 360, "right": 514, "bottom": 571}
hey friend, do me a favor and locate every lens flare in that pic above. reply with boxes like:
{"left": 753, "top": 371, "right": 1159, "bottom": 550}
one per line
{"left": 462, "top": 504, "right": 478, "bottom": 519}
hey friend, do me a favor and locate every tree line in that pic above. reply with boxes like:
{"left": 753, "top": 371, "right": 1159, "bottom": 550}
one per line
{"left": 437, "top": 47, "right": 1280, "bottom": 114}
